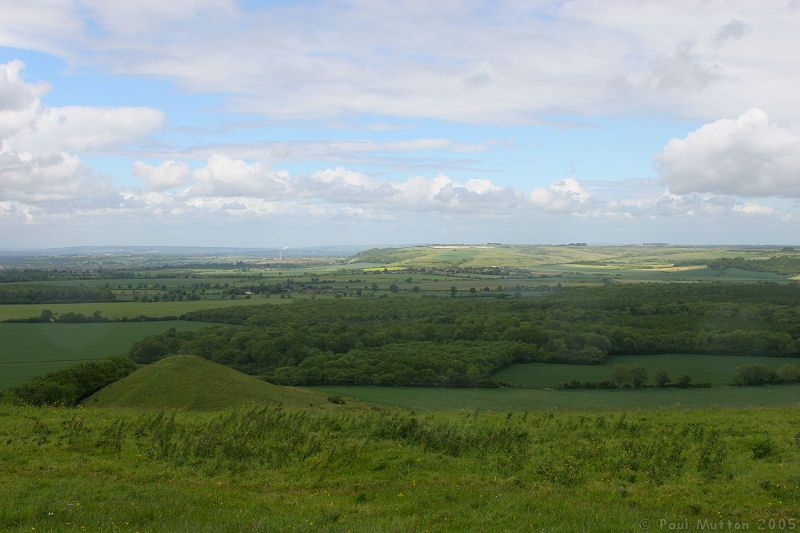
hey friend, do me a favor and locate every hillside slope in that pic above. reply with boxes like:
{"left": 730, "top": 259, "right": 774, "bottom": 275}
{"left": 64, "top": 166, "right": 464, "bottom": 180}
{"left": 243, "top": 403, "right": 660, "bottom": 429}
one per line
{"left": 84, "top": 355, "right": 338, "bottom": 410}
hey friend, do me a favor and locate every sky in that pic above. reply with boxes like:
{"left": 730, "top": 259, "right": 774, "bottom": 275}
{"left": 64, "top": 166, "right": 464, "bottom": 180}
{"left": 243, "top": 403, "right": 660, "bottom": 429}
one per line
{"left": 1, "top": 1, "right": 800, "bottom": 248}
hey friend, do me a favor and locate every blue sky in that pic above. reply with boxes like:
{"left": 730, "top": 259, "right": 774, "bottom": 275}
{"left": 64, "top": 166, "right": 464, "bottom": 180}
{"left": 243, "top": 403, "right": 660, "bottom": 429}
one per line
{"left": 1, "top": 1, "right": 800, "bottom": 247}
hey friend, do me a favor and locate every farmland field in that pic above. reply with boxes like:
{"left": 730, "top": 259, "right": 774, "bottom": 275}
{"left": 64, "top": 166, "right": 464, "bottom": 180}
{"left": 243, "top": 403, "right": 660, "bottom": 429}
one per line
{"left": 354, "top": 244, "right": 800, "bottom": 273}
{"left": 494, "top": 354, "right": 800, "bottom": 388}
{"left": 316, "top": 383, "right": 800, "bottom": 410}
{"left": 0, "top": 321, "right": 207, "bottom": 389}
{"left": 0, "top": 296, "right": 290, "bottom": 321}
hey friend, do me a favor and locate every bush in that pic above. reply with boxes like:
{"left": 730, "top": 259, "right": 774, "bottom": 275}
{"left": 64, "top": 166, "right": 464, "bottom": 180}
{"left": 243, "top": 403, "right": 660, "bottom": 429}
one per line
{"left": 750, "top": 436, "right": 777, "bottom": 460}
{"left": 734, "top": 365, "right": 777, "bottom": 386}
{"left": 655, "top": 368, "right": 670, "bottom": 387}
{"left": 776, "top": 363, "right": 800, "bottom": 384}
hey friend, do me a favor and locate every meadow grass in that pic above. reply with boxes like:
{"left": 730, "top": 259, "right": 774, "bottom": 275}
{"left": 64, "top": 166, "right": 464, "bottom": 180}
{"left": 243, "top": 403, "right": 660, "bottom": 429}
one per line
{"left": 0, "top": 321, "right": 206, "bottom": 389}
{"left": 494, "top": 354, "right": 800, "bottom": 388}
{"left": 1, "top": 404, "right": 797, "bottom": 531}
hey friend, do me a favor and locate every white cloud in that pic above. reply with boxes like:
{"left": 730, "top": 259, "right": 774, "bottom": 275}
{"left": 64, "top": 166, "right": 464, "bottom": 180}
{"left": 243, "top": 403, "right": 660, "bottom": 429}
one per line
{"left": 0, "top": 60, "right": 46, "bottom": 139}
{"left": 733, "top": 202, "right": 776, "bottom": 216}
{"left": 4, "top": 1, "right": 800, "bottom": 123}
{"left": 190, "top": 154, "right": 292, "bottom": 198}
{"left": 6, "top": 105, "right": 164, "bottom": 156}
{"left": 657, "top": 108, "right": 800, "bottom": 197}
{"left": 183, "top": 160, "right": 520, "bottom": 212}
{"left": 0, "top": 151, "right": 96, "bottom": 202}
{"left": 306, "top": 167, "right": 393, "bottom": 204}
{"left": 80, "top": 0, "right": 236, "bottom": 35}
{"left": 150, "top": 138, "right": 489, "bottom": 167}
{"left": 385, "top": 174, "right": 521, "bottom": 212}
{"left": 134, "top": 160, "right": 189, "bottom": 191}
{"left": 0, "top": 199, "right": 37, "bottom": 223}
{"left": 0, "top": 60, "right": 165, "bottom": 213}
{"left": 1, "top": 61, "right": 163, "bottom": 155}
{"left": 529, "top": 178, "right": 591, "bottom": 213}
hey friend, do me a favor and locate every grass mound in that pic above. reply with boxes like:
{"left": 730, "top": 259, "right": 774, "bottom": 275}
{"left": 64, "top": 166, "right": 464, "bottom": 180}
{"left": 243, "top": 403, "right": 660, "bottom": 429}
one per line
{"left": 84, "top": 355, "right": 335, "bottom": 410}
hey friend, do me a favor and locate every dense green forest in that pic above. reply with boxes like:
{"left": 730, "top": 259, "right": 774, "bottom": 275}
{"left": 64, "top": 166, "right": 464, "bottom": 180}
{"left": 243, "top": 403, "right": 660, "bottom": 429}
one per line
{"left": 0, "top": 285, "right": 116, "bottom": 304}
{"left": 680, "top": 255, "right": 800, "bottom": 275}
{"left": 127, "top": 284, "right": 800, "bottom": 387}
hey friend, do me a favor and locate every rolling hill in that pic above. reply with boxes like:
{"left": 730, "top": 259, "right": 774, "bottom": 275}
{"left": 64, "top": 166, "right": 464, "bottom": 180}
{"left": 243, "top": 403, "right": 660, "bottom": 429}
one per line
{"left": 83, "top": 355, "right": 341, "bottom": 410}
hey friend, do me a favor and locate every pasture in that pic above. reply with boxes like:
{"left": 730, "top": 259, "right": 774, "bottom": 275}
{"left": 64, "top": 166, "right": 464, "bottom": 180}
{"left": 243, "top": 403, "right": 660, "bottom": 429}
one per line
{"left": 315, "top": 384, "right": 800, "bottom": 410}
{"left": 0, "top": 321, "right": 206, "bottom": 389}
{"left": 494, "top": 354, "right": 800, "bottom": 388}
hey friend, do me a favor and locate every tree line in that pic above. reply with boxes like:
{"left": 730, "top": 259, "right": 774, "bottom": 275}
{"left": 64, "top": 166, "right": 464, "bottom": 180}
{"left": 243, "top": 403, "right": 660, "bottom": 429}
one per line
{"left": 1, "top": 357, "right": 136, "bottom": 406}
{"left": 125, "top": 283, "right": 800, "bottom": 387}
{"left": 0, "top": 285, "right": 116, "bottom": 304}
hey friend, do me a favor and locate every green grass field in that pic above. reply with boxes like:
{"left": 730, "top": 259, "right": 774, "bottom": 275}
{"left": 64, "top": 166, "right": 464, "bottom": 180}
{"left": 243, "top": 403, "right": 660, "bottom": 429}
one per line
{"left": 1, "top": 404, "right": 797, "bottom": 530}
{"left": 315, "top": 384, "right": 800, "bottom": 410}
{"left": 85, "top": 355, "right": 339, "bottom": 411}
{"left": 494, "top": 354, "right": 800, "bottom": 388}
{"left": 0, "top": 321, "right": 206, "bottom": 389}
{"left": 0, "top": 296, "right": 290, "bottom": 321}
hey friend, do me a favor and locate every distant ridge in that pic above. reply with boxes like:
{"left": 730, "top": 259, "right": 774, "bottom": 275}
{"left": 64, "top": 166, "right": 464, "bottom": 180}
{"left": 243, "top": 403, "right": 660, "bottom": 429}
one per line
{"left": 0, "top": 245, "right": 371, "bottom": 257}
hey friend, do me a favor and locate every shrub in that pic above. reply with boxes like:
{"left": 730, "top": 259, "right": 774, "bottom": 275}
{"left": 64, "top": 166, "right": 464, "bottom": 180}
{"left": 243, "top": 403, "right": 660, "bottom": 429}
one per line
{"left": 327, "top": 395, "right": 346, "bottom": 405}
{"left": 750, "top": 436, "right": 777, "bottom": 460}
{"left": 734, "top": 365, "right": 777, "bottom": 386}
{"left": 775, "top": 363, "right": 800, "bottom": 384}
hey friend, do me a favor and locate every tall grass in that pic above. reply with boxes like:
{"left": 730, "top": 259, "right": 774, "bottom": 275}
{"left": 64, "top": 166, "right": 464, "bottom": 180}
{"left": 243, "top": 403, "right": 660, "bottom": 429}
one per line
{"left": 2, "top": 405, "right": 798, "bottom": 530}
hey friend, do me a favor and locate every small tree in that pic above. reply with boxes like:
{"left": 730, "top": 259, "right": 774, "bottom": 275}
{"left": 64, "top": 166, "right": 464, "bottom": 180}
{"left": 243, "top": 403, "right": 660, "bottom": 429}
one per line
{"left": 611, "top": 364, "right": 631, "bottom": 387}
{"left": 630, "top": 365, "right": 647, "bottom": 388}
{"left": 676, "top": 374, "right": 692, "bottom": 388}
{"left": 388, "top": 284, "right": 399, "bottom": 294}
{"left": 655, "top": 368, "right": 671, "bottom": 388}
{"left": 776, "top": 363, "right": 800, "bottom": 384}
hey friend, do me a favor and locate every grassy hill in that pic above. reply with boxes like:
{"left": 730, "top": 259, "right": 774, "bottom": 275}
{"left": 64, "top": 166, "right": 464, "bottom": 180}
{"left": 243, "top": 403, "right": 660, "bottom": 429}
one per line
{"left": 84, "top": 355, "right": 338, "bottom": 410}
{"left": 2, "top": 403, "right": 798, "bottom": 530}
{"left": 352, "top": 244, "right": 800, "bottom": 273}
